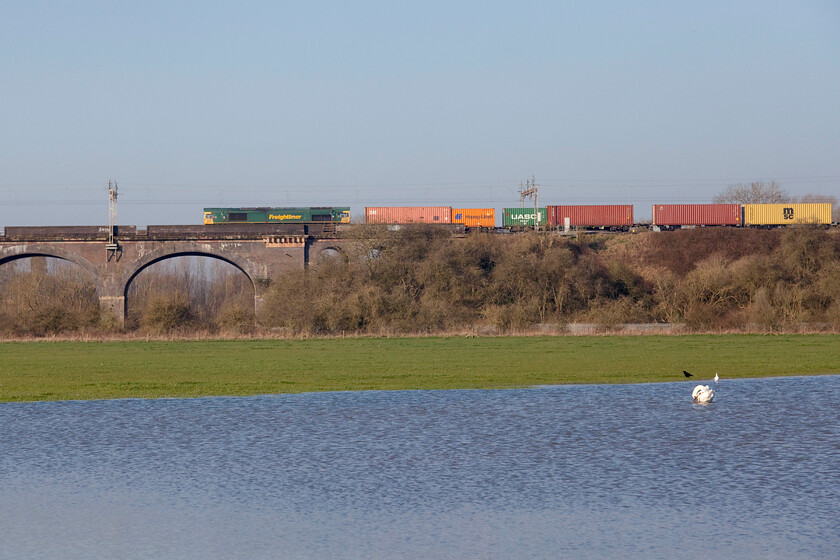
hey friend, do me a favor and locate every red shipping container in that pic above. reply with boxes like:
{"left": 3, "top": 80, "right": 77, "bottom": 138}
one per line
{"left": 547, "top": 205, "right": 634, "bottom": 228}
{"left": 364, "top": 207, "right": 452, "bottom": 224}
{"left": 651, "top": 204, "right": 741, "bottom": 226}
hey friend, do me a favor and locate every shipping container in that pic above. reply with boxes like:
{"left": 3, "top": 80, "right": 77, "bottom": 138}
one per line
{"left": 547, "top": 205, "right": 634, "bottom": 229}
{"left": 743, "top": 203, "right": 832, "bottom": 226}
{"left": 364, "top": 207, "right": 452, "bottom": 224}
{"left": 651, "top": 204, "right": 742, "bottom": 227}
{"left": 502, "top": 207, "right": 547, "bottom": 228}
{"left": 452, "top": 208, "right": 495, "bottom": 228}
{"left": 204, "top": 207, "right": 350, "bottom": 224}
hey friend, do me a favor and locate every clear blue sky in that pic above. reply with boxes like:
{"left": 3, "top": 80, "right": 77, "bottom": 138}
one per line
{"left": 1, "top": 0, "right": 838, "bottom": 225}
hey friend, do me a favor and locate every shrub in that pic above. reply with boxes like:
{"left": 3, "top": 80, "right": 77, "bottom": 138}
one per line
{"left": 0, "top": 261, "right": 100, "bottom": 337}
{"left": 644, "top": 228, "right": 780, "bottom": 275}
{"left": 217, "top": 305, "right": 256, "bottom": 334}
{"left": 140, "top": 294, "right": 193, "bottom": 334}
{"left": 684, "top": 302, "right": 724, "bottom": 331}
{"left": 742, "top": 287, "right": 778, "bottom": 332}
{"left": 586, "top": 297, "right": 647, "bottom": 330}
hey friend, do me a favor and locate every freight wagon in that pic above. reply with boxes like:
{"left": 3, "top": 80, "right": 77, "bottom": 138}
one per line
{"left": 503, "top": 208, "right": 547, "bottom": 228}
{"left": 0, "top": 225, "right": 125, "bottom": 241}
{"left": 547, "top": 205, "right": 634, "bottom": 231}
{"left": 652, "top": 204, "right": 742, "bottom": 228}
{"left": 204, "top": 207, "right": 351, "bottom": 225}
{"left": 364, "top": 207, "right": 452, "bottom": 224}
{"left": 743, "top": 203, "right": 832, "bottom": 226}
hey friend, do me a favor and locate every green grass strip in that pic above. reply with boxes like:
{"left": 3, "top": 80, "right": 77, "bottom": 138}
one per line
{"left": 1, "top": 334, "right": 839, "bottom": 402}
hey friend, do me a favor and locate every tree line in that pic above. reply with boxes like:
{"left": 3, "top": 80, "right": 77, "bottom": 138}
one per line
{"left": 2, "top": 225, "right": 840, "bottom": 338}
{"left": 261, "top": 224, "right": 840, "bottom": 335}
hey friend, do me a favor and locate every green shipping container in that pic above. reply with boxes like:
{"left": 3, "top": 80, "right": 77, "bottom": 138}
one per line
{"left": 503, "top": 207, "right": 547, "bottom": 227}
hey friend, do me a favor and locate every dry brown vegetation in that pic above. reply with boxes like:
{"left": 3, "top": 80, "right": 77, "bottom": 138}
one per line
{"left": 0, "top": 257, "right": 100, "bottom": 336}
{"left": 0, "top": 257, "right": 254, "bottom": 337}
{"left": 126, "top": 258, "right": 254, "bottom": 334}
{"left": 2, "top": 226, "right": 840, "bottom": 338}
{"left": 260, "top": 225, "right": 840, "bottom": 335}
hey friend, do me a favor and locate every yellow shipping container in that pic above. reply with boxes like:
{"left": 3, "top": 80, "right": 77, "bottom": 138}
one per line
{"left": 743, "top": 203, "right": 832, "bottom": 226}
{"left": 452, "top": 208, "right": 496, "bottom": 227}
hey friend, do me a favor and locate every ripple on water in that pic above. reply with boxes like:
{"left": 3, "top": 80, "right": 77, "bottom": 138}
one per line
{"left": 1, "top": 375, "right": 838, "bottom": 560}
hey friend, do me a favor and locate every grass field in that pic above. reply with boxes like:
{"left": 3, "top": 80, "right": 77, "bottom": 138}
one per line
{"left": 1, "top": 334, "right": 839, "bottom": 402}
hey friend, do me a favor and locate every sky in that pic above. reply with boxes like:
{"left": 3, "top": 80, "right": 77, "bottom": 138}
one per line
{"left": 1, "top": 0, "right": 838, "bottom": 226}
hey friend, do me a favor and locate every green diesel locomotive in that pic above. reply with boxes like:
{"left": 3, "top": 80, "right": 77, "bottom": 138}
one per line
{"left": 204, "top": 207, "right": 351, "bottom": 225}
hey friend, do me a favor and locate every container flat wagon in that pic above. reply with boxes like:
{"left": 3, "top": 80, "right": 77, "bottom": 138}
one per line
{"left": 652, "top": 204, "right": 742, "bottom": 228}
{"left": 365, "top": 207, "right": 452, "bottom": 224}
{"left": 204, "top": 207, "right": 350, "bottom": 225}
{"left": 503, "top": 208, "right": 547, "bottom": 228}
{"left": 0, "top": 226, "right": 136, "bottom": 241}
{"left": 743, "top": 203, "right": 832, "bottom": 226}
{"left": 547, "top": 205, "right": 634, "bottom": 230}
{"left": 452, "top": 208, "right": 495, "bottom": 228}
{"left": 147, "top": 223, "right": 308, "bottom": 239}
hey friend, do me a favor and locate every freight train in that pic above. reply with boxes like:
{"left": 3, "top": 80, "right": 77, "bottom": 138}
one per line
{"left": 203, "top": 203, "right": 833, "bottom": 230}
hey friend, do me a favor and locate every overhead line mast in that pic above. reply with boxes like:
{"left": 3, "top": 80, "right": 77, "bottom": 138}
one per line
{"left": 519, "top": 175, "right": 540, "bottom": 231}
{"left": 106, "top": 179, "right": 120, "bottom": 261}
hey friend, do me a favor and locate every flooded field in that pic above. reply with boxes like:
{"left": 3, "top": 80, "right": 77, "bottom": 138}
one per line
{"left": 2, "top": 375, "right": 838, "bottom": 559}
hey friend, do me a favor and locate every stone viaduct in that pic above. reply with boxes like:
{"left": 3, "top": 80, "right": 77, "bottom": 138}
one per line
{"left": 0, "top": 223, "right": 348, "bottom": 325}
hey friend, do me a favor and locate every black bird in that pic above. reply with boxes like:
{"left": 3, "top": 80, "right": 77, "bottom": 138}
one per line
{"left": 683, "top": 370, "right": 693, "bottom": 378}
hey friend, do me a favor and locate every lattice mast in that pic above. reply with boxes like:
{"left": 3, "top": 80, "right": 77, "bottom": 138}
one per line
{"left": 519, "top": 175, "right": 540, "bottom": 231}
{"left": 106, "top": 179, "right": 120, "bottom": 261}
{"left": 108, "top": 179, "right": 118, "bottom": 245}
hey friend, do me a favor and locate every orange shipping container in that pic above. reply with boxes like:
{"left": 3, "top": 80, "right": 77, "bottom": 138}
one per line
{"left": 452, "top": 208, "right": 495, "bottom": 227}
{"left": 364, "top": 207, "right": 451, "bottom": 224}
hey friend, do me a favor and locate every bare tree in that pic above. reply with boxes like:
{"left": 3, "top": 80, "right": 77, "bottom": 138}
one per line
{"left": 127, "top": 256, "right": 253, "bottom": 330}
{"left": 791, "top": 193, "right": 839, "bottom": 222}
{"left": 713, "top": 181, "right": 789, "bottom": 204}
{"left": 0, "top": 258, "right": 100, "bottom": 335}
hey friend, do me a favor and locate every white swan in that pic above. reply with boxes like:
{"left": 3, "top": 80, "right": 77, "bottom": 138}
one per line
{"left": 692, "top": 384, "right": 714, "bottom": 404}
{"left": 714, "top": 372, "right": 719, "bottom": 383}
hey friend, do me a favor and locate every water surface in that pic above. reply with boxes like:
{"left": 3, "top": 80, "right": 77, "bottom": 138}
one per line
{"left": 1, "top": 376, "right": 838, "bottom": 559}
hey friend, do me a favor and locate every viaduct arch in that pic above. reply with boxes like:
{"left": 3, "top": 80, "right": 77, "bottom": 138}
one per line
{"left": 120, "top": 247, "right": 260, "bottom": 322}
{"left": 0, "top": 228, "right": 345, "bottom": 326}
{"left": 0, "top": 244, "right": 105, "bottom": 294}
